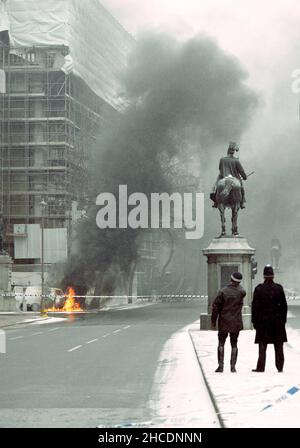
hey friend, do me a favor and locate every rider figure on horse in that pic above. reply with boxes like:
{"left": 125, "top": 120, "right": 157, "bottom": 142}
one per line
{"left": 211, "top": 142, "right": 247, "bottom": 209}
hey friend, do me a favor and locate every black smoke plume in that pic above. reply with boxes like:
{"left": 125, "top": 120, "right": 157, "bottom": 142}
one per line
{"left": 61, "top": 32, "right": 258, "bottom": 294}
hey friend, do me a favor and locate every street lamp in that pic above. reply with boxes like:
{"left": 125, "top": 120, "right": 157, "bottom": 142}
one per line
{"left": 40, "top": 200, "right": 47, "bottom": 316}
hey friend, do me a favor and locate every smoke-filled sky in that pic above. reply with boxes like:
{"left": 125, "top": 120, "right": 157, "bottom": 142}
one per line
{"left": 64, "top": 32, "right": 257, "bottom": 293}
{"left": 102, "top": 0, "right": 299, "bottom": 81}
{"left": 100, "top": 0, "right": 300, "bottom": 286}
{"left": 101, "top": 0, "right": 299, "bottom": 135}
{"left": 101, "top": 0, "right": 299, "bottom": 140}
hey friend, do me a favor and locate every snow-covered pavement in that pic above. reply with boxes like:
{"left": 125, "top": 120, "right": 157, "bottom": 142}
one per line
{"left": 189, "top": 325, "right": 300, "bottom": 428}
{"left": 149, "top": 324, "right": 220, "bottom": 428}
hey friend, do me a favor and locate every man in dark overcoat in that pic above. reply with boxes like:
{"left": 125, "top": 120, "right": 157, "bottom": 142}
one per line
{"left": 251, "top": 265, "right": 288, "bottom": 372}
{"left": 211, "top": 272, "right": 246, "bottom": 373}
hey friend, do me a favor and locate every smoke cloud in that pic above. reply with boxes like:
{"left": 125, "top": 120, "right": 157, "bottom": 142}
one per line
{"left": 61, "top": 32, "right": 258, "bottom": 294}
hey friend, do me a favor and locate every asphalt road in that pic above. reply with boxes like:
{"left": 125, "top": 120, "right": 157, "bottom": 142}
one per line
{"left": 0, "top": 301, "right": 206, "bottom": 428}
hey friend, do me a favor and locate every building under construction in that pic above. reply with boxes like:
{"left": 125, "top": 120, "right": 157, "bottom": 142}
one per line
{"left": 0, "top": 0, "right": 134, "bottom": 286}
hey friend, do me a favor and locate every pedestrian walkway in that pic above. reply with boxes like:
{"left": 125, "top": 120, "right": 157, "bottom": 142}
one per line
{"left": 149, "top": 324, "right": 221, "bottom": 428}
{"left": 0, "top": 312, "right": 51, "bottom": 328}
{"left": 189, "top": 324, "right": 300, "bottom": 428}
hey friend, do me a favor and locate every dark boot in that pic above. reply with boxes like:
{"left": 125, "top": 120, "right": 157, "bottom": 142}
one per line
{"left": 230, "top": 347, "right": 238, "bottom": 372}
{"left": 215, "top": 346, "right": 224, "bottom": 372}
{"left": 252, "top": 343, "right": 266, "bottom": 372}
{"left": 274, "top": 343, "right": 284, "bottom": 372}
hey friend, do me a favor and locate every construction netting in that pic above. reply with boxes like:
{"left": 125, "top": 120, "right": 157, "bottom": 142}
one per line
{"left": 3, "top": 0, "right": 134, "bottom": 110}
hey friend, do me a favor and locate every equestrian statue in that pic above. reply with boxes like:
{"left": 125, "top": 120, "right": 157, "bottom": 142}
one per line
{"left": 210, "top": 142, "right": 250, "bottom": 237}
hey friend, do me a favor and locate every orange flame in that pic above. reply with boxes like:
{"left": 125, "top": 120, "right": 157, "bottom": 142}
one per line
{"left": 46, "top": 287, "right": 83, "bottom": 312}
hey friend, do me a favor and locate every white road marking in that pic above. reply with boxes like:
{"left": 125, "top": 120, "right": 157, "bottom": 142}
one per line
{"left": 68, "top": 345, "right": 82, "bottom": 352}
{"left": 67, "top": 327, "right": 129, "bottom": 351}
{"left": 30, "top": 317, "right": 66, "bottom": 325}
{"left": 48, "top": 327, "right": 59, "bottom": 332}
{"left": 86, "top": 339, "right": 98, "bottom": 344}
{"left": 9, "top": 336, "right": 24, "bottom": 340}
{"left": 32, "top": 332, "right": 43, "bottom": 336}
{"left": 123, "top": 325, "right": 131, "bottom": 330}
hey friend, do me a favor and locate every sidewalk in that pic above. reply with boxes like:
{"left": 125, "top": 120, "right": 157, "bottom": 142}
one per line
{"left": 148, "top": 323, "right": 221, "bottom": 428}
{"left": 189, "top": 324, "right": 300, "bottom": 428}
{"left": 0, "top": 312, "right": 60, "bottom": 328}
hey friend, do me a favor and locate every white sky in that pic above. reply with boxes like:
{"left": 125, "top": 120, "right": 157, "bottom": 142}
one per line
{"left": 101, "top": 0, "right": 300, "bottom": 155}
{"left": 102, "top": 0, "right": 300, "bottom": 81}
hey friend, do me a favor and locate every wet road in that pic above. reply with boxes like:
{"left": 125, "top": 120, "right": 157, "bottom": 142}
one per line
{"left": 0, "top": 301, "right": 206, "bottom": 428}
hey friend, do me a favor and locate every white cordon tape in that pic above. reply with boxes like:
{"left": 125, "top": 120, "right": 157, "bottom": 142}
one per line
{"left": 0, "top": 293, "right": 207, "bottom": 299}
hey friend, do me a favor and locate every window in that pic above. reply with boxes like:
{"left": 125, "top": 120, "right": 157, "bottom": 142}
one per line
{"left": 11, "top": 99, "right": 25, "bottom": 118}
{"left": 10, "top": 73, "right": 26, "bottom": 93}
{"left": 28, "top": 73, "right": 44, "bottom": 94}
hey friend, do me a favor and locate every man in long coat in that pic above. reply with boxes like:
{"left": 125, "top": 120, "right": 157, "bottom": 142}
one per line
{"left": 211, "top": 272, "right": 246, "bottom": 373}
{"left": 251, "top": 265, "right": 288, "bottom": 372}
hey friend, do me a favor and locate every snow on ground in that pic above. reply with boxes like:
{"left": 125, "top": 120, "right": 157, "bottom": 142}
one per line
{"left": 190, "top": 326, "right": 300, "bottom": 428}
{"left": 101, "top": 303, "right": 154, "bottom": 311}
{"left": 29, "top": 317, "right": 66, "bottom": 325}
{"left": 149, "top": 323, "right": 220, "bottom": 428}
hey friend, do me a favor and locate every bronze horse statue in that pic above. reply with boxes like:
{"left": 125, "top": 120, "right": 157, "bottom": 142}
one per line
{"left": 215, "top": 175, "right": 242, "bottom": 237}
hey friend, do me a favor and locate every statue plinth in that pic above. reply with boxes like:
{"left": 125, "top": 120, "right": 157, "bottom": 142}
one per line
{"left": 200, "top": 236, "right": 255, "bottom": 330}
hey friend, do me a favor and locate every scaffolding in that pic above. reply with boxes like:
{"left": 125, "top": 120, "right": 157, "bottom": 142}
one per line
{"left": 0, "top": 44, "right": 112, "bottom": 259}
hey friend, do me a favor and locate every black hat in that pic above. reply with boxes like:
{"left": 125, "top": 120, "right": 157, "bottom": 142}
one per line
{"left": 231, "top": 272, "right": 243, "bottom": 283}
{"left": 263, "top": 265, "right": 274, "bottom": 277}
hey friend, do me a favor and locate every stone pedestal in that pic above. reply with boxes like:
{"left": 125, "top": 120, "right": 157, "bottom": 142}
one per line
{"left": 200, "top": 237, "right": 255, "bottom": 330}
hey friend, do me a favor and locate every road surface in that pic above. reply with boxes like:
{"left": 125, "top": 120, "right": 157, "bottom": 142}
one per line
{"left": 0, "top": 301, "right": 209, "bottom": 428}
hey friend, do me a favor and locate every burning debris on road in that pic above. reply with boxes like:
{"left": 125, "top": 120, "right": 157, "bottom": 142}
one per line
{"left": 46, "top": 287, "right": 83, "bottom": 313}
